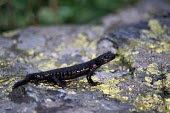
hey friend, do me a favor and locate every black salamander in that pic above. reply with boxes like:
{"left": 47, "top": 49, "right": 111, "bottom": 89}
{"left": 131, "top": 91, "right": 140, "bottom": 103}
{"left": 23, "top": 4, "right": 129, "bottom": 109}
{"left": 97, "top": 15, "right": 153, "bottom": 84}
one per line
{"left": 13, "top": 51, "right": 116, "bottom": 89}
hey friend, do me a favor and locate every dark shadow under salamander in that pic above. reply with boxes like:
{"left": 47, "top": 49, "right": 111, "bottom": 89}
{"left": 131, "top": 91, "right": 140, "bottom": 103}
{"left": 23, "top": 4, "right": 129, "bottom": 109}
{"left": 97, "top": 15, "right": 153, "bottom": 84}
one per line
{"left": 13, "top": 51, "right": 116, "bottom": 89}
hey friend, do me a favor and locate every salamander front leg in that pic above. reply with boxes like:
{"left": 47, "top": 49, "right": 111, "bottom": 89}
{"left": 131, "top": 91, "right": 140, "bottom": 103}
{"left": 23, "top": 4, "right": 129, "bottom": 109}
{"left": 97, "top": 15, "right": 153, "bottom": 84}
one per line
{"left": 87, "top": 71, "right": 100, "bottom": 86}
{"left": 51, "top": 76, "right": 67, "bottom": 88}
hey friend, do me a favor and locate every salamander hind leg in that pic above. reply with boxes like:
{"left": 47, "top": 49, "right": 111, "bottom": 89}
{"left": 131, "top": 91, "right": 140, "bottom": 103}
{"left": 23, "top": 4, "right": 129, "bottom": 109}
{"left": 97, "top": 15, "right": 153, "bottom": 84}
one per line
{"left": 51, "top": 76, "right": 67, "bottom": 88}
{"left": 87, "top": 71, "right": 100, "bottom": 86}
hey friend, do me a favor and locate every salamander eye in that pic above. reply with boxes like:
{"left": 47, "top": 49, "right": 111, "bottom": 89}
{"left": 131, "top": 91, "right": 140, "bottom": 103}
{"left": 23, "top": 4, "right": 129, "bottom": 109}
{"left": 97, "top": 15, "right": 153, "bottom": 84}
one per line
{"left": 104, "top": 56, "right": 109, "bottom": 58}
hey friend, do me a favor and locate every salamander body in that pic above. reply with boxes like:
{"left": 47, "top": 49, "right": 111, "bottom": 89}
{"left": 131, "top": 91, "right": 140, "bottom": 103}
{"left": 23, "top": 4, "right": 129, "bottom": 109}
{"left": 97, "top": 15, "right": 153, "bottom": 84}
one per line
{"left": 13, "top": 51, "right": 116, "bottom": 89}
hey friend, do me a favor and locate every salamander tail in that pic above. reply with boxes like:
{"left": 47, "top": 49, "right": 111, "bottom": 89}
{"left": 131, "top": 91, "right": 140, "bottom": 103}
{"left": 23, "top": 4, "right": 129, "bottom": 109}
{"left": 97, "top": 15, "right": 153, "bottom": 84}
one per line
{"left": 12, "top": 75, "right": 32, "bottom": 89}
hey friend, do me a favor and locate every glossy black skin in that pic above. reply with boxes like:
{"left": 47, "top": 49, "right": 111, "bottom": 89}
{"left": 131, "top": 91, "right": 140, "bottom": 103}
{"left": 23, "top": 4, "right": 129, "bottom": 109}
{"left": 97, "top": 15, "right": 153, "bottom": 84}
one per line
{"left": 13, "top": 51, "right": 116, "bottom": 89}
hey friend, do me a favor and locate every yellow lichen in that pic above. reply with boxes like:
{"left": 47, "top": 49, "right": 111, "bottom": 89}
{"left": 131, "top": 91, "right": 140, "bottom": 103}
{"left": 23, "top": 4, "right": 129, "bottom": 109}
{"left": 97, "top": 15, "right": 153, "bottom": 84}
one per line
{"left": 2, "top": 77, "right": 15, "bottom": 95}
{"left": 30, "top": 52, "right": 46, "bottom": 63}
{"left": 145, "top": 76, "right": 152, "bottom": 83}
{"left": 156, "top": 41, "right": 170, "bottom": 53}
{"left": 12, "top": 39, "right": 17, "bottom": 44}
{"left": 59, "top": 63, "right": 68, "bottom": 68}
{"left": 133, "top": 72, "right": 170, "bottom": 112}
{"left": 68, "top": 62, "right": 78, "bottom": 67}
{"left": 164, "top": 73, "right": 170, "bottom": 89}
{"left": 2, "top": 30, "right": 19, "bottom": 38}
{"left": 72, "top": 34, "right": 88, "bottom": 47}
{"left": 128, "top": 87, "right": 132, "bottom": 91}
{"left": 144, "top": 76, "right": 152, "bottom": 87}
{"left": 133, "top": 36, "right": 170, "bottom": 54}
{"left": 88, "top": 54, "right": 96, "bottom": 60}
{"left": 113, "top": 55, "right": 121, "bottom": 62}
{"left": 164, "top": 98, "right": 170, "bottom": 112}
{"left": 88, "top": 39, "right": 98, "bottom": 50}
{"left": 26, "top": 50, "right": 35, "bottom": 55}
{"left": 138, "top": 19, "right": 170, "bottom": 54}
{"left": 94, "top": 77, "right": 128, "bottom": 102}
{"left": 0, "top": 59, "right": 14, "bottom": 68}
{"left": 114, "top": 49, "right": 135, "bottom": 71}
{"left": 132, "top": 51, "right": 139, "bottom": 55}
{"left": 74, "top": 76, "right": 126, "bottom": 101}
{"left": 37, "top": 59, "right": 58, "bottom": 71}
{"left": 137, "top": 67, "right": 144, "bottom": 72}
{"left": 153, "top": 79, "right": 162, "bottom": 90}
{"left": 45, "top": 98, "right": 52, "bottom": 102}
{"left": 68, "top": 90, "right": 76, "bottom": 95}
{"left": 134, "top": 94, "right": 162, "bottom": 111}
{"left": 146, "top": 63, "right": 159, "bottom": 75}
{"left": 149, "top": 19, "right": 165, "bottom": 36}
{"left": 114, "top": 19, "right": 170, "bottom": 112}
{"left": 101, "top": 60, "right": 115, "bottom": 73}
{"left": 55, "top": 43, "right": 66, "bottom": 52}
{"left": 72, "top": 33, "right": 98, "bottom": 53}
{"left": 141, "top": 19, "right": 165, "bottom": 39}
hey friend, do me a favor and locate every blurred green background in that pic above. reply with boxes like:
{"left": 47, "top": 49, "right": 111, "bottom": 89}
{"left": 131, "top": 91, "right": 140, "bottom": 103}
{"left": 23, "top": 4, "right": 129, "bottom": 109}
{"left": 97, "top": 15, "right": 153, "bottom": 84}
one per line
{"left": 0, "top": 0, "right": 137, "bottom": 33}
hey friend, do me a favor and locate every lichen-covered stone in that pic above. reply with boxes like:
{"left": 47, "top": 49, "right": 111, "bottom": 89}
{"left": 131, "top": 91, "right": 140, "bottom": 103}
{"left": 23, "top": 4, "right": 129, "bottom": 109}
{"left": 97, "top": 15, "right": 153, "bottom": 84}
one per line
{"left": 0, "top": 0, "right": 170, "bottom": 113}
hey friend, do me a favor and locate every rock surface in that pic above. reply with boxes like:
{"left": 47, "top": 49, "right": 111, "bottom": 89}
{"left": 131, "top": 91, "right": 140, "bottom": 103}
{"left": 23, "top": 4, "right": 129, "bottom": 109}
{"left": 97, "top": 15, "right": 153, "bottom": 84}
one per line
{"left": 0, "top": 0, "right": 170, "bottom": 113}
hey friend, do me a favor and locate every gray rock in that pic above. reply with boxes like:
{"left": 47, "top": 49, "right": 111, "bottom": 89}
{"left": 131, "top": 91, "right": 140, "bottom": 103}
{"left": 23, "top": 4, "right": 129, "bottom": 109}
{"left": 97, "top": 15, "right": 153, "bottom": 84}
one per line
{"left": 0, "top": 0, "right": 170, "bottom": 113}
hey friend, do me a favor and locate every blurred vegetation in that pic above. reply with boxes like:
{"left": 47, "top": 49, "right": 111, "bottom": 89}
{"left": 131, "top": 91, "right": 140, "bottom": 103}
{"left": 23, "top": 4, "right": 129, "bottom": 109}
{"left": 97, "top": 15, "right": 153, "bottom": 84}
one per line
{"left": 0, "top": 0, "right": 138, "bottom": 33}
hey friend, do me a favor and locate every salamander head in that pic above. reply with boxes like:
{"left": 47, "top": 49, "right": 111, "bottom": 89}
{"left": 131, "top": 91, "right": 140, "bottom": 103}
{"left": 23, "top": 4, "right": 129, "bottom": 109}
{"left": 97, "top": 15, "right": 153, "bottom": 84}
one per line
{"left": 95, "top": 51, "right": 116, "bottom": 66}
